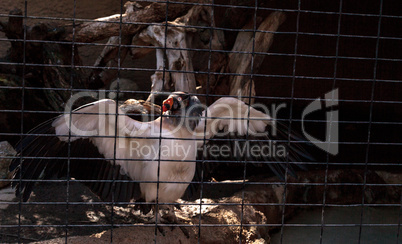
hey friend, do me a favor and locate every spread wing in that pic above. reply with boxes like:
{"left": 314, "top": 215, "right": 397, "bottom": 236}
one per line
{"left": 10, "top": 99, "right": 160, "bottom": 203}
{"left": 52, "top": 99, "right": 154, "bottom": 143}
{"left": 184, "top": 98, "right": 311, "bottom": 199}
{"left": 194, "top": 97, "right": 271, "bottom": 143}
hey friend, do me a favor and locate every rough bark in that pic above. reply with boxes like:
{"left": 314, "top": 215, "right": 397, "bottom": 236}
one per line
{"left": 132, "top": 6, "right": 203, "bottom": 102}
{"left": 229, "top": 11, "right": 286, "bottom": 104}
{"left": 88, "top": 35, "right": 133, "bottom": 89}
{"left": 64, "top": 1, "right": 202, "bottom": 43}
{"left": 84, "top": 1, "right": 211, "bottom": 90}
{"left": 133, "top": 6, "right": 222, "bottom": 100}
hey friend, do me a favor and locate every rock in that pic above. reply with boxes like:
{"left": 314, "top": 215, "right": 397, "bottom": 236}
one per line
{"left": 0, "top": 186, "right": 15, "bottom": 210}
{"left": 0, "top": 141, "right": 16, "bottom": 189}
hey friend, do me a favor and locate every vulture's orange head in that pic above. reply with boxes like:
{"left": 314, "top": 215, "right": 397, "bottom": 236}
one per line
{"left": 162, "top": 92, "right": 192, "bottom": 113}
{"left": 162, "top": 92, "right": 203, "bottom": 130}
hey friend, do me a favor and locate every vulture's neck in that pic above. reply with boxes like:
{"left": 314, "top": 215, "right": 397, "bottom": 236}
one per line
{"left": 164, "top": 107, "right": 203, "bottom": 132}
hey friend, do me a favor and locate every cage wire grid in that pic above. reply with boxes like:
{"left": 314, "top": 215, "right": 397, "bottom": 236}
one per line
{"left": 0, "top": 0, "right": 400, "bottom": 243}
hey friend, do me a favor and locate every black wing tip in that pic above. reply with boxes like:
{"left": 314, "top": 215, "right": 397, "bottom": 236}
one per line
{"left": 12, "top": 181, "right": 31, "bottom": 202}
{"left": 9, "top": 159, "right": 20, "bottom": 172}
{"left": 8, "top": 117, "right": 59, "bottom": 201}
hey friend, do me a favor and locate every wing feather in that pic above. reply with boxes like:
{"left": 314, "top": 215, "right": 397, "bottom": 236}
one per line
{"left": 10, "top": 98, "right": 158, "bottom": 203}
{"left": 194, "top": 97, "right": 272, "bottom": 143}
{"left": 183, "top": 98, "right": 313, "bottom": 199}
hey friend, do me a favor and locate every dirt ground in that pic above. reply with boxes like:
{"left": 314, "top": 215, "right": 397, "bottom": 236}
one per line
{"left": 1, "top": 169, "right": 400, "bottom": 243}
{"left": 0, "top": 177, "right": 268, "bottom": 243}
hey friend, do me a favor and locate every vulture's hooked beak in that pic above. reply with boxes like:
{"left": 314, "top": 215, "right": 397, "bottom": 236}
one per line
{"left": 162, "top": 97, "right": 174, "bottom": 112}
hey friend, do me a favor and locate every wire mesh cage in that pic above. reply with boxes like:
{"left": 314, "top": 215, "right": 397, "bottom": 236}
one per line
{"left": 0, "top": 0, "right": 400, "bottom": 243}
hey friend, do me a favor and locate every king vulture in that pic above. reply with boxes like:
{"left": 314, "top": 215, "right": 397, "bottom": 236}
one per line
{"left": 9, "top": 92, "right": 307, "bottom": 226}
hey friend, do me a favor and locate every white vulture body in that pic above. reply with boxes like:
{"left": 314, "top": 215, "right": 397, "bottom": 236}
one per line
{"left": 15, "top": 94, "right": 271, "bottom": 206}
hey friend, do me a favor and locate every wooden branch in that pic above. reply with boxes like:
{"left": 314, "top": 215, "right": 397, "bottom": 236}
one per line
{"left": 88, "top": 35, "right": 133, "bottom": 89}
{"left": 85, "top": 1, "right": 208, "bottom": 89}
{"left": 65, "top": 1, "right": 202, "bottom": 43}
{"left": 132, "top": 6, "right": 209, "bottom": 101}
{"left": 228, "top": 11, "right": 286, "bottom": 104}
{"left": 130, "top": 5, "right": 226, "bottom": 102}
{"left": 130, "top": 37, "right": 154, "bottom": 59}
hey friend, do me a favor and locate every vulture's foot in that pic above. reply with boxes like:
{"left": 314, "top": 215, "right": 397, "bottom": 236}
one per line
{"left": 147, "top": 205, "right": 190, "bottom": 238}
{"left": 145, "top": 211, "right": 167, "bottom": 236}
{"left": 161, "top": 205, "right": 190, "bottom": 238}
